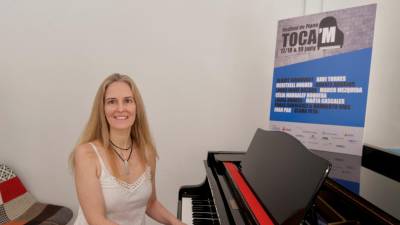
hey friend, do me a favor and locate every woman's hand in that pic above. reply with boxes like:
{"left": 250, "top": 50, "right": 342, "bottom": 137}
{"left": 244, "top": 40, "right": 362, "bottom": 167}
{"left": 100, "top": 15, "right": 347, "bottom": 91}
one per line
{"left": 171, "top": 220, "right": 187, "bottom": 225}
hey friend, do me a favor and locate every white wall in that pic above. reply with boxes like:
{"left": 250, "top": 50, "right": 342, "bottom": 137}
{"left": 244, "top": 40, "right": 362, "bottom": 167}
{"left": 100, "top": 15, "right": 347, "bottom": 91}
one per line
{"left": 0, "top": 1, "right": 303, "bottom": 224}
{"left": 0, "top": 0, "right": 399, "bottom": 224}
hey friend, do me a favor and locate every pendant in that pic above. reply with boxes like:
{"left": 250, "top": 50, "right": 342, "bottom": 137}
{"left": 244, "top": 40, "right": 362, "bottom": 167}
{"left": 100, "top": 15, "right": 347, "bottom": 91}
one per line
{"left": 123, "top": 160, "right": 129, "bottom": 175}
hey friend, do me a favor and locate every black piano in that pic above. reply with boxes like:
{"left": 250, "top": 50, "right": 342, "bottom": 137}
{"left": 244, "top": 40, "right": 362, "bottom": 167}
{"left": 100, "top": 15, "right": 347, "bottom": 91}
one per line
{"left": 177, "top": 129, "right": 400, "bottom": 225}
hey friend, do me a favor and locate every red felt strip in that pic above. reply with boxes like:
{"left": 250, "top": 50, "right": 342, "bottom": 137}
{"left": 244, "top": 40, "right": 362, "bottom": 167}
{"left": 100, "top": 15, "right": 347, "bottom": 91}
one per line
{"left": 224, "top": 162, "right": 274, "bottom": 225}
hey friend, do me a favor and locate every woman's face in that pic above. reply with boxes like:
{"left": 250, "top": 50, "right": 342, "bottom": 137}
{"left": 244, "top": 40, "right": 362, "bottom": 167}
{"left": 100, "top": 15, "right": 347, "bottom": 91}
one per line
{"left": 104, "top": 81, "right": 136, "bottom": 132}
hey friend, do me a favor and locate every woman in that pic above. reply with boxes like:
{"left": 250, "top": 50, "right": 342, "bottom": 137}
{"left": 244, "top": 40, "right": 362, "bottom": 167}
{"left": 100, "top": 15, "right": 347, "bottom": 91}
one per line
{"left": 70, "top": 73, "right": 185, "bottom": 225}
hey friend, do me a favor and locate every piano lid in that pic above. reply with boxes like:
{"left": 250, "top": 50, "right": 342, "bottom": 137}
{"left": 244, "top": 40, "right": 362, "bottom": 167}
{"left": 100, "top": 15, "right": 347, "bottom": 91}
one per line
{"left": 240, "top": 129, "right": 331, "bottom": 225}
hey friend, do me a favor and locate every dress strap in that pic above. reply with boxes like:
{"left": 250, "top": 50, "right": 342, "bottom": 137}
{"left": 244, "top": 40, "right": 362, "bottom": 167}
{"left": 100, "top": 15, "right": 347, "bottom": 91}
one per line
{"left": 88, "top": 142, "right": 108, "bottom": 174}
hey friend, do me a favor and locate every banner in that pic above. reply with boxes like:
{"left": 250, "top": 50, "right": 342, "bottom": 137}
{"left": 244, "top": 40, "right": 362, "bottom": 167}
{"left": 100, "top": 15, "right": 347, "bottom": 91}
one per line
{"left": 269, "top": 4, "right": 377, "bottom": 193}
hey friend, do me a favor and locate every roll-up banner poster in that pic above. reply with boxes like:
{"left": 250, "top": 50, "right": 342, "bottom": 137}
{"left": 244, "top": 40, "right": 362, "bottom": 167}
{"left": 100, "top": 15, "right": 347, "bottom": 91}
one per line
{"left": 269, "top": 4, "right": 377, "bottom": 194}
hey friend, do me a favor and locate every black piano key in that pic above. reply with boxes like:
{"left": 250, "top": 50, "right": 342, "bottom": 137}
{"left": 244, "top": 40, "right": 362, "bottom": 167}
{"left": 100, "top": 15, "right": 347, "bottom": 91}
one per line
{"left": 192, "top": 200, "right": 214, "bottom": 204}
{"left": 192, "top": 210, "right": 212, "bottom": 213}
{"left": 191, "top": 196, "right": 214, "bottom": 200}
{"left": 192, "top": 202, "right": 216, "bottom": 207}
{"left": 192, "top": 204, "right": 215, "bottom": 208}
{"left": 193, "top": 211, "right": 218, "bottom": 216}
{"left": 193, "top": 212, "right": 218, "bottom": 219}
{"left": 192, "top": 206, "right": 216, "bottom": 212}
{"left": 193, "top": 218, "right": 220, "bottom": 225}
{"left": 193, "top": 218, "right": 219, "bottom": 221}
{"left": 192, "top": 204, "right": 213, "bottom": 207}
{"left": 193, "top": 222, "right": 209, "bottom": 225}
{"left": 193, "top": 221, "right": 220, "bottom": 225}
{"left": 193, "top": 222, "right": 219, "bottom": 225}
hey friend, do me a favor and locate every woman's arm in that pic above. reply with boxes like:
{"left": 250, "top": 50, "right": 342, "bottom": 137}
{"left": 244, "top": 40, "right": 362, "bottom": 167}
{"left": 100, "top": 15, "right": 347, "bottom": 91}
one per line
{"left": 145, "top": 164, "right": 186, "bottom": 225}
{"left": 74, "top": 144, "right": 118, "bottom": 225}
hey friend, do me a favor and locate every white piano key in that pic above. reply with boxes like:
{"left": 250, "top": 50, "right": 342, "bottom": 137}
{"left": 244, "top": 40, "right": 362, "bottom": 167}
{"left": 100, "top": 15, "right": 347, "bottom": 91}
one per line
{"left": 181, "top": 197, "right": 193, "bottom": 225}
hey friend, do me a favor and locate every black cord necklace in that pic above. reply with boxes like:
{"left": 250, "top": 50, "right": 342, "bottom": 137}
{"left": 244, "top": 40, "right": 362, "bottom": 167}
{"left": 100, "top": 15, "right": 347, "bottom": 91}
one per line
{"left": 110, "top": 141, "right": 133, "bottom": 175}
{"left": 110, "top": 140, "right": 132, "bottom": 151}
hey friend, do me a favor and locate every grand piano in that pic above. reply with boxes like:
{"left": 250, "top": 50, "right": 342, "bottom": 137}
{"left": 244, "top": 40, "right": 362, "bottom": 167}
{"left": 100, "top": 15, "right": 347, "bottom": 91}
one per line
{"left": 177, "top": 129, "right": 400, "bottom": 225}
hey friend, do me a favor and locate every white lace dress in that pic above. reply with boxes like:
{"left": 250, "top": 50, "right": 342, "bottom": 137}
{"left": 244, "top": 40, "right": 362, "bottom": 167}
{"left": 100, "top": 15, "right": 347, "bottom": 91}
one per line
{"left": 74, "top": 143, "right": 152, "bottom": 225}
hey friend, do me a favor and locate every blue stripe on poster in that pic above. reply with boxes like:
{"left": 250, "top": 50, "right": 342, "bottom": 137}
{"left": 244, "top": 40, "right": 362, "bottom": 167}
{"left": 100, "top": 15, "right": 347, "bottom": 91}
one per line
{"left": 270, "top": 48, "right": 372, "bottom": 127}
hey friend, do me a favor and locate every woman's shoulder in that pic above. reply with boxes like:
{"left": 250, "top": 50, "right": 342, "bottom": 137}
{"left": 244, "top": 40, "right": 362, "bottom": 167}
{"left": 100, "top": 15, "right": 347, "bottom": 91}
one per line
{"left": 73, "top": 141, "right": 102, "bottom": 176}
{"left": 74, "top": 141, "right": 100, "bottom": 162}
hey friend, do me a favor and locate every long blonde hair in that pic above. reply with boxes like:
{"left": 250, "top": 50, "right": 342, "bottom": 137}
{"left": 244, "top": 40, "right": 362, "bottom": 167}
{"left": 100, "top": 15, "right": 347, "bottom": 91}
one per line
{"left": 70, "top": 73, "right": 158, "bottom": 176}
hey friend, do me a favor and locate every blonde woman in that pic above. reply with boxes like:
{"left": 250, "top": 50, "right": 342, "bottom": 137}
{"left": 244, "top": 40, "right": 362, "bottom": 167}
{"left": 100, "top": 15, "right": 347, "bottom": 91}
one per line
{"left": 71, "top": 73, "right": 185, "bottom": 225}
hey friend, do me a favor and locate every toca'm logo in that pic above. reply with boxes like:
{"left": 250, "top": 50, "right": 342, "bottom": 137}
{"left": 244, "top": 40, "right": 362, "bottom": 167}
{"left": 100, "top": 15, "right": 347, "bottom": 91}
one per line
{"left": 280, "top": 16, "right": 344, "bottom": 53}
{"left": 317, "top": 17, "right": 344, "bottom": 50}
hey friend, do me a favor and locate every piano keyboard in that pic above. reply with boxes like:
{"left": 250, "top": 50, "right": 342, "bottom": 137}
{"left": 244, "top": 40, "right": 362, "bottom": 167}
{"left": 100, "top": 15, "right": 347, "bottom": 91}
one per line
{"left": 181, "top": 197, "right": 220, "bottom": 225}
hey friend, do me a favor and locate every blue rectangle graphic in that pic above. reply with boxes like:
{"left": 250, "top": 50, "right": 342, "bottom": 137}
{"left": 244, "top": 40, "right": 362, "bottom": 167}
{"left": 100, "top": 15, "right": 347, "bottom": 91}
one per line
{"left": 270, "top": 48, "right": 372, "bottom": 127}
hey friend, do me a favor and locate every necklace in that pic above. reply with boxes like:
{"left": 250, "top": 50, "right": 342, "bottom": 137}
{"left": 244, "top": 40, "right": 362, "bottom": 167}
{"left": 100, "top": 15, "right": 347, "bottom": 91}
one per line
{"left": 110, "top": 143, "right": 133, "bottom": 175}
{"left": 110, "top": 140, "right": 132, "bottom": 151}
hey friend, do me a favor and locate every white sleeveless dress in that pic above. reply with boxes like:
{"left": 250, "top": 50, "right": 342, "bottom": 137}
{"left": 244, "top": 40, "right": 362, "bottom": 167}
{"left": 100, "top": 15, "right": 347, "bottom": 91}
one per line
{"left": 74, "top": 143, "right": 152, "bottom": 225}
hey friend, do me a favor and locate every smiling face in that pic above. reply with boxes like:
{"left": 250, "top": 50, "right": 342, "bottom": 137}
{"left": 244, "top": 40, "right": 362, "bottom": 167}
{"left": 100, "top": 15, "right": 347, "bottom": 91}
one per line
{"left": 104, "top": 81, "right": 136, "bottom": 132}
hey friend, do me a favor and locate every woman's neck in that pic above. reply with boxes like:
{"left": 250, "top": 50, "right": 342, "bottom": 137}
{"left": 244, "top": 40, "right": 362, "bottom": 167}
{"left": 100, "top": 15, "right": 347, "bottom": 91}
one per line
{"left": 109, "top": 129, "right": 132, "bottom": 149}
